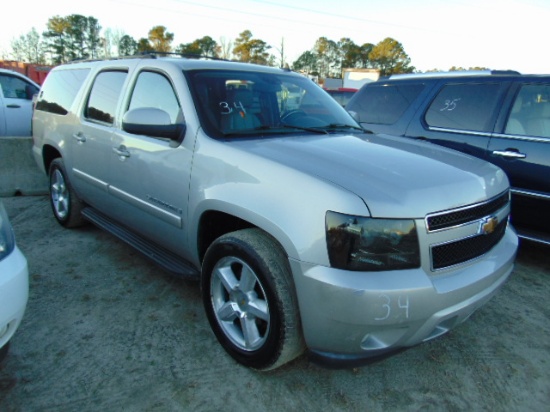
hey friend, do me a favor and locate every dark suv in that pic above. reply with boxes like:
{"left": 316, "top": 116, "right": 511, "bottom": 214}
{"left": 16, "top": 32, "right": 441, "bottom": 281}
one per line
{"left": 346, "top": 71, "right": 550, "bottom": 245}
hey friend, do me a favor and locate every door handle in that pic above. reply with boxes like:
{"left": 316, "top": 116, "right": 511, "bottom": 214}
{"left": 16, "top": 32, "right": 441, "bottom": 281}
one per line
{"left": 72, "top": 132, "right": 86, "bottom": 143}
{"left": 113, "top": 146, "right": 130, "bottom": 159}
{"left": 492, "top": 150, "right": 526, "bottom": 159}
{"left": 6, "top": 104, "right": 21, "bottom": 108}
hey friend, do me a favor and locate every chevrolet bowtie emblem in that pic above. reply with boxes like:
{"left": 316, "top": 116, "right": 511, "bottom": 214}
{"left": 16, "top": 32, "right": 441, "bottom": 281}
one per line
{"left": 480, "top": 216, "right": 499, "bottom": 235}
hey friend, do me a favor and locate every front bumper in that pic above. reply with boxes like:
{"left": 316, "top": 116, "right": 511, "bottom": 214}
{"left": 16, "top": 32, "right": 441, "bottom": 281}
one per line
{"left": 0, "top": 246, "right": 29, "bottom": 351}
{"left": 290, "top": 227, "right": 517, "bottom": 366}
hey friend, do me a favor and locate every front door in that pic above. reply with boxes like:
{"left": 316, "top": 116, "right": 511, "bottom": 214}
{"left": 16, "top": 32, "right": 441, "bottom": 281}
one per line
{"left": 108, "top": 70, "right": 192, "bottom": 257}
{"left": 0, "top": 72, "right": 39, "bottom": 136}
{"left": 490, "top": 82, "right": 550, "bottom": 240}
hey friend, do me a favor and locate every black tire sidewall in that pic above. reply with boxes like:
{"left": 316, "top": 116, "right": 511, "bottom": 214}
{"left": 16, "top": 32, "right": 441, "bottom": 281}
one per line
{"left": 0, "top": 342, "right": 9, "bottom": 363}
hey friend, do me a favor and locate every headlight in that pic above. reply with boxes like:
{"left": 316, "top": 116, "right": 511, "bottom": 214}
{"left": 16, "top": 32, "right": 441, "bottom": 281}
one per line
{"left": 326, "top": 211, "right": 420, "bottom": 271}
{"left": 0, "top": 203, "right": 16, "bottom": 261}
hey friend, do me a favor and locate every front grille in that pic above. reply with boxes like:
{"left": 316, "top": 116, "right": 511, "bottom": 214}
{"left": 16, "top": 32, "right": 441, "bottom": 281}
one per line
{"left": 426, "top": 191, "right": 509, "bottom": 232}
{"left": 431, "top": 219, "right": 507, "bottom": 270}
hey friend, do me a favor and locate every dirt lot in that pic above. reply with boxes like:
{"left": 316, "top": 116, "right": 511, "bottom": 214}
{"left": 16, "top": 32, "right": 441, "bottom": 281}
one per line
{"left": 0, "top": 194, "right": 549, "bottom": 411}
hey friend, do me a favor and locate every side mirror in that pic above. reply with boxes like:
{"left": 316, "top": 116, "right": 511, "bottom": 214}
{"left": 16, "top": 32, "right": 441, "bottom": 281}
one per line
{"left": 122, "top": 107, "right": 186, "bottom": 141}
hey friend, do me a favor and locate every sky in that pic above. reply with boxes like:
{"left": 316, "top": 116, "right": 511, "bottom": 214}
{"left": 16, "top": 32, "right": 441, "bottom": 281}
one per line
{"left": 1, "top": 0, "right": 549, "bottom": 73}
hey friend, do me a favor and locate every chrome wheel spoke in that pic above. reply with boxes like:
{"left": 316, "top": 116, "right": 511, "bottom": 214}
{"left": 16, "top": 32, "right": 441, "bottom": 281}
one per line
{"left": 51, "top": 170, "right": 68, "bottom": 218}
{"left": 240, "top": 316, "right": 262, "bottom": 349}
{"left": 238, "top": 265, "right": 257, "bottom": 293}
{"left": 217, "top": 301, "right": 239, "bottom": 322}
{"left": 215, "top": 265, "right": 238, "bottom": 293}
{"left": 210, "top": 256, "right": 270, "bottom": 352}
{"left": 246, "top": 298, "right": 269, "bottom": 322}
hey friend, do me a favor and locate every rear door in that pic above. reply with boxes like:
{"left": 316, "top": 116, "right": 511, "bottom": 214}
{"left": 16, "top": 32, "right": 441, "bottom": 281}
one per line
{"left": 490, "top": 80, "right": 550, "bottom": 240}
{"left": 405, "top": 80, "right": 511, "bottom": 160}
{"left": 347, "top": 81, "right": 430, "bottom": 135}
{"left": 70, "top": 69, "right": 128, "bottom": 212}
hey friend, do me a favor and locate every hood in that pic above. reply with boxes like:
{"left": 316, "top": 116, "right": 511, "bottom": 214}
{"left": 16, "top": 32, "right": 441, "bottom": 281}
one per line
{"left": 231, "top": 133, "right": 509, "bottom": 218}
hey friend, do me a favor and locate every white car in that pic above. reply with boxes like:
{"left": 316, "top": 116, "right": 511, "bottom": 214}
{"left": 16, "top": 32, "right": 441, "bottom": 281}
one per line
{"left": 0, "top": 200, "right": 29, "bottom": 362}
{"left": 0, "top": 68, "right": 40, "bottom": 136}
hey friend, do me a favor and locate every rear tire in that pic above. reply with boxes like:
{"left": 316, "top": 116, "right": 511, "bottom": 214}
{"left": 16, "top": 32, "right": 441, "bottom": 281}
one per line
{"left": 201, "top": 228, "right": 304, "bottom": 370}
{"left": 48, "top": 158, "right": 86, "bottom": 228}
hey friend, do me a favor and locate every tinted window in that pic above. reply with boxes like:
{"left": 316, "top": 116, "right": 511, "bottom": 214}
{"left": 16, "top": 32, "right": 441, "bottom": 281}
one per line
{"left": 348, "top": 83, "right": 424, "bottom": 124}
{"left": 85, "top": 71, "right": 127, "bottom": 124}
{"left": 35, "top": 69, "right": 90, "bottom": 115}
{"left": 0, "top": 73, "right": 38, "bottom": 99}
{"left": 325, "top": 90, "right": 356, "bottom": 107}
{"left": 505, "top": 84, "right": 550, "bottom": 138}
{"left": 186, "top": 70, "right": 355, "bottom": 139}
{"left": 425, "top": 83, "right": 501, "bottom": 132}
{"left": 128, "top": 71, "right": 181, "bottom": 122}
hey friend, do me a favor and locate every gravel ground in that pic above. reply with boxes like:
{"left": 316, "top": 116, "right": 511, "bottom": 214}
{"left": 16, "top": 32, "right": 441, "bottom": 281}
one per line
{"left": 1, "top": 195, "right": 549, "bottom": 412}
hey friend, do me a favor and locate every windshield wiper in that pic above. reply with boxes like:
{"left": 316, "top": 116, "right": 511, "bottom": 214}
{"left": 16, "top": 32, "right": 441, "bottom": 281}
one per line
{"left": 278, "top": 124, "right": 329, "bottom": 134}
{"left": 315, "top": 123, "right": 370, "bottom": 133}
{"left": 221, "top": 124, "right": 328, "bottom": 137}
{"left": 223, "top": 123, "right": 369, "bottom": 137}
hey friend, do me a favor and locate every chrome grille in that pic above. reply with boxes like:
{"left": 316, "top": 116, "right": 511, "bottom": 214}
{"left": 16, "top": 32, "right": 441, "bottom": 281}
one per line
{"left": 427, "top": 190, "right": 510, "bottom": 270}
{"left": 431, "top": 219, "right": 507, "bottom": 270}
{"left": 426, "top": 191, "right": 509, "bottom": 232}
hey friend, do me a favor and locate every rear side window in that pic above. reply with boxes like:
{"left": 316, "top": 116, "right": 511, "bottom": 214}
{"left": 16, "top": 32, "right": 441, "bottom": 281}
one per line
{"left": 425, "top": 83, "right": 501, "bottom": 132}
{"left": 35, "top": 68, "right": 90, "bottom": 115}
{"left": 84, "top": 70, "right": 127, "bottom": 124}
{"left": 348, "top": 83, "right": 424, "bottom": 124}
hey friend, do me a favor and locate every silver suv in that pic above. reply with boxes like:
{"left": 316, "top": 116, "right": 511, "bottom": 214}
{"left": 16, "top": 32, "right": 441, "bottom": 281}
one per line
{"left": 32, "top": 56, "right": 518, "bottom": 370}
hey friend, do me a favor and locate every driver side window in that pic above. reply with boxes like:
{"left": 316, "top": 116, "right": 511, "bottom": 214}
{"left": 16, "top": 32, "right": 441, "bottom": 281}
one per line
{"left": 128, "top": 71, "right": 181, "bottom": 123}
{"left": 0, "top": 73, "right": 39, "bottom": 99}
{"left": 505, "top": 84, "right": 550, "bottom": 138}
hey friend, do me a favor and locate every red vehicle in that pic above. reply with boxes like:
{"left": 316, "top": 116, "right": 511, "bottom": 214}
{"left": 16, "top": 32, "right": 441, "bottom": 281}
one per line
{"left": 0, "top": 61, "right": 52, "bottom": 85}
{"left": 323, "top": 87, "right": 357, "bottom": 107}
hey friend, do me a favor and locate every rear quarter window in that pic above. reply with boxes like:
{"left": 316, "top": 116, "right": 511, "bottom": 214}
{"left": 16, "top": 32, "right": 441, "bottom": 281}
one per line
{"left": 35, "top": 68, "right": 90, "bottom": 115}
{"left": 348, "top": 83, "right": 424, "bottom": 125}
{"left": 425, "top": 83, "right": 502, "bottom": 132}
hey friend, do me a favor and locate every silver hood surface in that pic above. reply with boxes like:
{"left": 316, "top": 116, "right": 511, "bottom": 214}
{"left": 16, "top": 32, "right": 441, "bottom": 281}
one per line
{"left": 231, "top": 132, "right": 509, "bottom": 218}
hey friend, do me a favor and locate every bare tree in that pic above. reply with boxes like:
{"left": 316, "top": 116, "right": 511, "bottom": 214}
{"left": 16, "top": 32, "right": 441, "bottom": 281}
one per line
{"left": 272, "top": 37, "right": 286, "bottom": 68}
{"left": 10, "top": 28, "right": 47, "bottom": 64}
{"left": 219, "top": 36, "right": 233, "bottom": 60}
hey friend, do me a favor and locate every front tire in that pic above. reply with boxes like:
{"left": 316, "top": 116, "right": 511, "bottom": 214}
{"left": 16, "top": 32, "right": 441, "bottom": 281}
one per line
{"left": 201, "top": 229, "right": 304, "bottom": 370}
{"left": 48, "top": 158, "right": 86, "bottom": 228}
{"left": 0, "top": 342, "right": 9, "bottom": 363}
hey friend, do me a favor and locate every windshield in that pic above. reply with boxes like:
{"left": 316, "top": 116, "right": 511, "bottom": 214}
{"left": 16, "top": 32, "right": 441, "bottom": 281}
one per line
{"left": 186, "top": 69, "right": 362, "bottom": 138}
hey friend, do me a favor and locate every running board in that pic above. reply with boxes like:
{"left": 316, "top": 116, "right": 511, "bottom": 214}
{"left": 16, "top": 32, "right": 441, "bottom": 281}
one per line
{"left": 81, "top": 207, "right": 200, "bottom": 280}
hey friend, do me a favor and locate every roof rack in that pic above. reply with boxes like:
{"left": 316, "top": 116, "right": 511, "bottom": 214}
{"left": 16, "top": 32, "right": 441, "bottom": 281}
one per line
{"left": 138, "top": 51, "right": 230, "bottom": 62}
{"left": 66, "top": 51, "right": 229, "bottom": 65}
{"left": 387, "top": 70, "right": 521, "bottom": 80}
